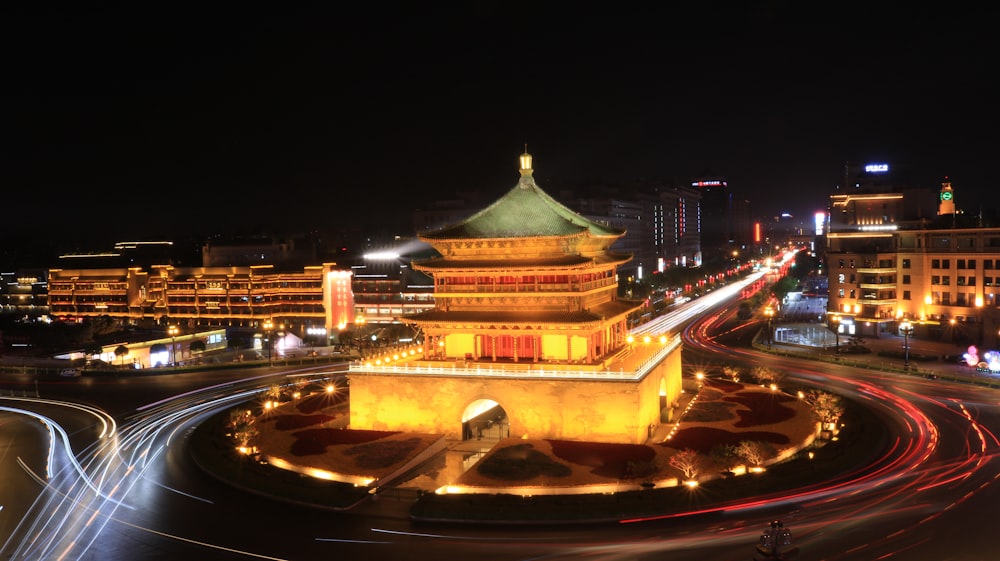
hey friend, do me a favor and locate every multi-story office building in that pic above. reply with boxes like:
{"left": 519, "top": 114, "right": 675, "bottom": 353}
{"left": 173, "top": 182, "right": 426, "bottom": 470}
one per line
{"left": 351, "top": 261, "right": 433, "bottom": 324}
{"left": 0, "top": 270, "right": 48, "bottom": 317}
{"left": 47, "top": 257, "right": 435, "bottom": 346}
{"left": 826, "top": 173, "right": 1000, "bottom": 349}
{"left": 47, "top": 264, "right": 336, "bottom": 335}
{"left": 571, "top": 195, "right": 648, "bottom": 279}
{"left": 655, "top": 184, "right": 702, "bottom": 270}
{"left": 692, "top": 176, "right": 731, "bottom": 253}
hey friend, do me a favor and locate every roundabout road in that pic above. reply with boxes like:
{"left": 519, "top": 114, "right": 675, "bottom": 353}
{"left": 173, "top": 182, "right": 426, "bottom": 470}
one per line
{"left": 3, "top": 301, "right": 1000, "bottom": 559}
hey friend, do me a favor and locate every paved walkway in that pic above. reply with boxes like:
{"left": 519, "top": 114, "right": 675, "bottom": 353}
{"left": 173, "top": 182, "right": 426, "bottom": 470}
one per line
{"left": 763, "top": 324, "right": 999, "bottom": 383}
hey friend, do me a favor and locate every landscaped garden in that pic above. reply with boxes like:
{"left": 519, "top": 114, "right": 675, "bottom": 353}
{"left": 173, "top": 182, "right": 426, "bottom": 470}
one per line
{"left": 454, "top": 377, "right": 819, "bottom": 490}
{"left": 189, "top": 372, "right": 871, "bottom": 520}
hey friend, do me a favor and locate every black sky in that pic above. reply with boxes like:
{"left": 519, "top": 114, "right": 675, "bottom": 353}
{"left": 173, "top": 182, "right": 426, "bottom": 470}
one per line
{"left": 3, "top": 3, "right": 998, "bottom": 250}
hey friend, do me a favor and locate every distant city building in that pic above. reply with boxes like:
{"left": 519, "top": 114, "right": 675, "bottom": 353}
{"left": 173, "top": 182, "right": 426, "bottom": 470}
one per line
{"left": 55, "top": 240, "right": 179, "bottom": 269}
{"left": 201, "top": 235, "right": 318, "bottom": 268}
{"left": 570, "top": 195, "right": 647, "bottom": 278}
{"left": 350, "top": 250, "right": 436, "bottom": 326}
{"left": 730, "top": 197, "right": 754, "bottom": 247}
{"left": 825, "top": 174, "right": 1000, "bottom": 349}
{"left": 0, "top": 270, "right": 48, "bottom": 318}
{"left": 48, "top": 264, "right": 330, "bottom": 335}
{"left": 692, "top": 176, "right": 731, "bottom": 253}
{"left": 654, "top": 184, "right": 702, "bottom": 270}
{"left": 46, "top": 256, "right": 435, "bottom": 346}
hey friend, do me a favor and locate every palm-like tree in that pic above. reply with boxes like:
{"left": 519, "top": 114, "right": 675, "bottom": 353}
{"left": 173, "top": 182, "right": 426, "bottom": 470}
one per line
{"left": 226, "top": 409, "right": 259, "bottom": 449}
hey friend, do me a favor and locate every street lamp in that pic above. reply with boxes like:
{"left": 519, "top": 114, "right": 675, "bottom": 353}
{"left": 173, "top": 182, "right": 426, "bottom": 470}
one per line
{"left": 764, "top": 307, "right": 775, "bottom": 349}
{"left": 263, "top": 319, "right": 274, "bottom": 364}
{"left": 900, "top": 320, "right": 913, "bottom": 368}
{"left": 830, "top": 315, "right": 840, "bottom": 354}
{"left": 167, "top": 325, "right": 179, "bottom": 367}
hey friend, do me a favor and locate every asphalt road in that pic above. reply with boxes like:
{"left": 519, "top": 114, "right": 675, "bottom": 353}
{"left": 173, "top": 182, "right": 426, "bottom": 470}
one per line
{"left": 3, "top": 294, "right": 1000, "bottom": 559}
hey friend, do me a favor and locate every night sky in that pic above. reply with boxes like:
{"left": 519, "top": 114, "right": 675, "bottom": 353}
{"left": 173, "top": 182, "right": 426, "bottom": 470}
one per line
{"left": 3, "top": 4, "right": 997, "bottom": 251}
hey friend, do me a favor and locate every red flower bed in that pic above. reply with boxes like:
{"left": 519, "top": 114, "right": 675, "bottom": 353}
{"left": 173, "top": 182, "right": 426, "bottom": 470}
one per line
{"left": 662, "top": 426, "right": 789, "bottom": 453}
{"left": 724, "top": 392, "right": 797, "bottom": 427}
{"left": 289, "top": 428, "right": 400, "bottom": 456}
{"left": 547, "top": 439, "right": 656, "bottom": 479}
{"left": 344, "top": 437, "right": 427, "bottom": 470}
{"left": 296, "top": 391, "right": 347, "bottom": 414}
{"left": 704, "top": 378, "right": 744, "bottom": 393}
{"left": 273, "top": 414, "right": 336, "bottom": 431}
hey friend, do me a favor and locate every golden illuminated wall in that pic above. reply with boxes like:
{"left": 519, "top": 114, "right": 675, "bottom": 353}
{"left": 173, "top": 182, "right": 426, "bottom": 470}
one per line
{"left": 540, "top": 334, "right": 567, "bottom": 359}
{"left": 348, "top": 345, "right": 682, "bottom": 444}
{"left": 443, "top": 333, "right": 475, "bottom": 356}
{"left": 535, "top": 333, "right": 589, "bottom": 360}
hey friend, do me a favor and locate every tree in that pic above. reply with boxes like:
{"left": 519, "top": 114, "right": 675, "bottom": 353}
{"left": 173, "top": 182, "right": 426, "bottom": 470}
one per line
{"left": 736, "top": 440, "right": 775, "bottom": 469}
{"left": 114, "top": 345, "right": 128, "bottom": 367}
{"left": 289, "top": 377, "right": 310, "bottom": 399}
{"left": 668, "top": 448, "right": 703, "bottom": 481}
{"left": 709, "top": 444, "right": 742, "bottom": 473}
{"left": 226, "top": 409, "right": 259, "bottom": 449}
{"left": 737, "top": 301, "right": 752, "bottom": 320}
{"left": 262, "top": 383, "right": 283, "bottom": 403}
{"left": 722, "top": 365, "right": 742, "bottom": 383}
{"left": 189, "top": 339, "right": 206, "bottom": 353}
{"left": 770, "top": 275, "right": 799, "bottom": 303}
{"left": 751, "top": 366, "right": 783, "bottom": 387}
{"left": 804, "top": 390, "right": 845, "bottom": 430}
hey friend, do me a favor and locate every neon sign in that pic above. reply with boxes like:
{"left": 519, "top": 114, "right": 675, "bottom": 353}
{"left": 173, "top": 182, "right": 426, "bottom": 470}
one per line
{"left": 864, "top": 164, "right": 889, "bottom": 173}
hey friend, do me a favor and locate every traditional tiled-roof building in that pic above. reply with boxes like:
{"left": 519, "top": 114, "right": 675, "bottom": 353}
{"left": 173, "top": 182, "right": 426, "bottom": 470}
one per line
{"left": 347, "top": 152, "right": 683, "bottom": 445}
{"left": 407, "top": 150, "right": 641, "bottom": 364}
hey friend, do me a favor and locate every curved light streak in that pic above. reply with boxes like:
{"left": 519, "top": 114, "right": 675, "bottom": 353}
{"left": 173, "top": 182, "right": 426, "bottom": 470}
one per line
{"left": 2, "top": 372, "right": 339, "bottom": 561}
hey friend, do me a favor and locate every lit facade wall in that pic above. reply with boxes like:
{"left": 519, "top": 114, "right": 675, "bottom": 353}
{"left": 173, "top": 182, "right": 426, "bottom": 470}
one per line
{"left": 49, "top": 264, "right": 341, "bottom": 338}
{"left": 0, "top": 272, "right": 48, "bottom": 316}
{"left": 324, "top": 268, "right": 354, "bottom": 332}
{"left": 349, "top": 354, "right": 678, "bottom": 445}
{"left": 827, "top": 227, "right": 1000, "bottom": 344}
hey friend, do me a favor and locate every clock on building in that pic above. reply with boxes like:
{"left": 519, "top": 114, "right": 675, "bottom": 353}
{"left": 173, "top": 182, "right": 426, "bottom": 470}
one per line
{"left": 941, "top": 190, "right": 953, "bottom": 201}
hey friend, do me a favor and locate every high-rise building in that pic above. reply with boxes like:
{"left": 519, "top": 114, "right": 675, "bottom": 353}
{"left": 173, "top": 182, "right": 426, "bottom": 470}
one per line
{"left": 655, "top": 184, "right": 702, "bottom": 270}
{"left": 692, "top": 176, "right": 731, "bottom": 253}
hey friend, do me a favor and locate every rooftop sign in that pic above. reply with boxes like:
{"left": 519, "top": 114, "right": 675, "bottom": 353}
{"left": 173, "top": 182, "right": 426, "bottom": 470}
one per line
{"left": 864, "top": 164, "right": 889, "bottom": 173}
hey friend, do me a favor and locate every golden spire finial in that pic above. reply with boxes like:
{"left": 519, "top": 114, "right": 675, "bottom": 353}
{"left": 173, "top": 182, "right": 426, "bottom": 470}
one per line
{"left": 519, "top": 145, "right": 533, "bottom": 178}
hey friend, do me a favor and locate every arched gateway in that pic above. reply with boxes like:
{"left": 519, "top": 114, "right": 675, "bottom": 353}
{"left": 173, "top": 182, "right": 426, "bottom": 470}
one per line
{"left": 348, "top": 152, "right": 683, "bottom": 444}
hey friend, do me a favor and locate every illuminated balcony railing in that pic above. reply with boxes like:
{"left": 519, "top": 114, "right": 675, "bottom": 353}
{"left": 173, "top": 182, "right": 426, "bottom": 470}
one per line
{"left": 436, "top": 278, "right": 615, "bottom": 294}
{"left": 350, "top": 335, "right": 680, "bottom": 381}
{"left": 857, "top": 267, "right": 896, "bottom": 274}
{"left": 859, "top": 298, "right": 897, "bottom": 305}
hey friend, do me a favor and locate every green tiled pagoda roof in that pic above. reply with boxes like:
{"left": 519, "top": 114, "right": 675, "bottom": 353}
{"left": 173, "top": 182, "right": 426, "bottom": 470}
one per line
{"left": 422, "top": 175, "right": 623, "bottom": 240}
